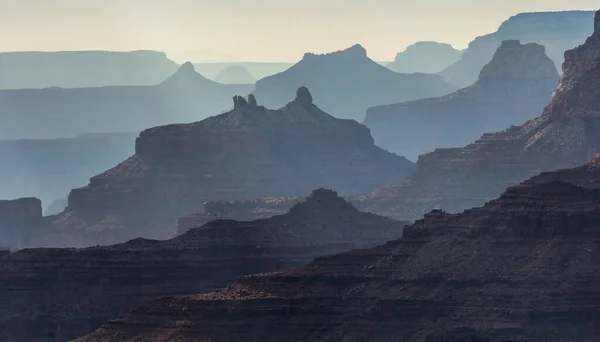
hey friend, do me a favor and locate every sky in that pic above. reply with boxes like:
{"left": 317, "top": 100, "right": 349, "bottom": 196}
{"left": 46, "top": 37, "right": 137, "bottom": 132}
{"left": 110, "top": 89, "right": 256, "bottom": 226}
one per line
{"left": 0, "top": 0, "right": 597, "bottom": 62}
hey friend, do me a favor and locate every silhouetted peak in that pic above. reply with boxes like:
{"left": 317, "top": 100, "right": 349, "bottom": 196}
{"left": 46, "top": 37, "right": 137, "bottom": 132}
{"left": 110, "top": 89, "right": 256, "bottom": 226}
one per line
{"left": 302, "top": 44, "right": 368, "bottom": 61}
{"left": 178, "top": 61, "right": 196, "bottom": 73}
{"left": 595, "top": 10, "right": 600, "bottom": 35}
{"left": 232, "top": 95, "right": 248, "bottom": 109}
{"left": 294, "top": 86, "right": 313, "bottom": 107}
{"left": 343, "top": 44, "right": 368, "bottom": 57}
{"left": 287, "top": 188, "right": 356, "bottom": 218}
{"left": 477, "top": 40, "right": 557, "bottom": 82}
{"left": 248, "top": 94, "right": 258, "bottom": 107}
{"left": 160, "top": 61, "right": 211, "bottom": 86}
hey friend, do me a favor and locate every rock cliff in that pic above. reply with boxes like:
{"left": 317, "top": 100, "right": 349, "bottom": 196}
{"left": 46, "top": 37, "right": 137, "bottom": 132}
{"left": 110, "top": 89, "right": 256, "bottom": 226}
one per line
{"left": 0, "top": 198, "right": 52, "bottom": 249}
{"left": 441, "top": 10, "right": 594, "bottom": 87}
{"left": 0, "top": 190, "right": 405, "bottom": 342}
{"left": 184, "top": 11, "right": 600, "bottom": 225}
{"left": 40, "top": 87, "right": 413, "bottom": 247}
{"left": 254, "top": 44, "right": 456, "bottom": 121}
{"left": 75, "top": 161, "right": 600, "bottom": 342}
{"left": 356, "top": 10, "right": 600, "bottom": 220}
{"left": 365, "top": 40, "right": 559, "bottom": 159}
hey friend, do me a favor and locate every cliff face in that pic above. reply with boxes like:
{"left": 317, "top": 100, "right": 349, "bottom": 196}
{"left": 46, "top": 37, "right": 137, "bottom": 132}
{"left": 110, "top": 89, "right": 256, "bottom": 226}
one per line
{"left": 40, "top": 88, "right": 414, "bottom": 248}
{"left": 254, "top": 44, "right": 456, "bottom": 121}
{"left": 441, "top": 10, "right": 594, "bottom": 87}
{"left": 0, "top": 198, "right": 51, "bottom": 249}
{"left": 386, "top": 41, "right": 462, "bottom": 74}
{"left": 167, "top": 12, "right": 600, "bottom": 226}
{"left": 356, "top": 11, "right": 600, "bottom": 220}
{"left": 75, "top": 162, "right": 600, "bottom": 342}
{"left": 0, "top": 190, "right": 405, "bottom": 342}
{"left": 365, "top": 40, "right": 559, "bottom": 160}
{"left": 0, "top": 63, "right": 253, "bottom": 140}
{"left": 0, "top": 50, "right": 178, "bottom": 89}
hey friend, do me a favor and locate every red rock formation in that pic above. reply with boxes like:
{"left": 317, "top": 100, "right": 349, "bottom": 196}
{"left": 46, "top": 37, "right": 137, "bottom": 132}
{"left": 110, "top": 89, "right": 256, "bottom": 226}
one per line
{"left": 41, "top": 87, "right": 414, "bottom": 247}
{"left": 356, "top": 11, "right": 600, "bottom": 220}
{"left": 75, "top": 162, "right": 600, "bottom": 342}
{"left": 365, "top": 40, "right": 559, "bottom": 160}
{"left": 0, "top": 189, "right": 406, "bottom": 342}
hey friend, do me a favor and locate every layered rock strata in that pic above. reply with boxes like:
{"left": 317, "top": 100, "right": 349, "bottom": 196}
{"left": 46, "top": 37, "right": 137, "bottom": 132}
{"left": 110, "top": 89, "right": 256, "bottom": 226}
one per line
{"left": 0, "top": 190, "right": 406, "bottom": 342}
{"left": 44, "top": 87, "right": 413, "bottom": 247}
{"left": 76, "top": 163, "right": 600, "bottom": 342}
{"left": 356, "top": 10, "right": 600, "bottom": 220}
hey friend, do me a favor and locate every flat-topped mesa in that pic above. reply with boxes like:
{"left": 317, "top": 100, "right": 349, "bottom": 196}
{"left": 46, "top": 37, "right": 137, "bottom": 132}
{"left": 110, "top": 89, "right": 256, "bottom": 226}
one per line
{"left": 0, "top": 189, "right": 406, "bottom": 342}
{"left": 56, "top": 87, "right": 414, "bottom": 247}
{"left": 477, "top": 40, "right": 558, "bottom": 82}
{"left": 0, "top": 198, "right": 42, "bottom": 222}
{"left": 0, "top": 198, "right": 49, "bottom": 248}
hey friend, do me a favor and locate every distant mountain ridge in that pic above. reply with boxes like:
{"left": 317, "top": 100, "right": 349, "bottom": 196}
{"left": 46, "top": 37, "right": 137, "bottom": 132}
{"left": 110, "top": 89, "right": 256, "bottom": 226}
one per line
{"left": 12, "top": 87, "right": 415, "bottom": 249}
{"left": 365, "top": 40, "right": 559, "bottom": 159}
{"left": 0, "top": 63, "right": 253, "bottom": 140}
{"left": 387, "top": 41, "right": 462, "bottom": 74}
{"left": 441, "top": 10, "right": 595, "bottom": 87}
{"left": 254, "top": 44, "right": 457, "bottom": 121}
{"left": 0, "top": 133, "right": 137, "bottom": 206}
{"left": 0, "top": 50, "right": 179, "bottom": 89}
{"left": 214, "top": 65, "right": 256, "bottom": 84}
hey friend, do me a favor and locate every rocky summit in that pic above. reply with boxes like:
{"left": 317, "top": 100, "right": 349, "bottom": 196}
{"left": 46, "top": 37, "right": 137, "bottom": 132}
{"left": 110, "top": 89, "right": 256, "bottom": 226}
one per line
{"left": 440, "top": 10, "right": 594, "bottom": 88}
{"left": 0, "top": 190, "right": 405, "bottom": 342}
{"left": 33, "top": 87, "right": 413, "bottom": 248}
{"left": 254, "top": 44, "right": 456, "bottom": 121}
{"left": 365, "top": 40, "right": 559, "bottom": 160}
{"left": 355, "top": 11, "right": 600, "bottom": 220}
{"left": 186, "top": 11, "right": 600, "bottom": 225}
{"left": 75, "top": 160, "right": 600, "bottom": 342}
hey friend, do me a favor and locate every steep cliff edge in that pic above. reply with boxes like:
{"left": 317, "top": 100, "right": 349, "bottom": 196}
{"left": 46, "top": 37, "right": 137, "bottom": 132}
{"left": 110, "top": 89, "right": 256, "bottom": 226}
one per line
{"left": 0, "top": 190, "right": 406, "bottom": 342}
{"left": 40, "top": 87, "right": 413, "bottom": 248}
{"left": 365, "top": 40, "right": 559, "bottom": 159}
{"left": 440, "top": 10, "right": 594, "bottom": 87}
{"left": 168, "top": 12, "right": 600, "bottom": 227}
{"left": 356, "top": 10, "right": 600, "bottom": 220}
{"left": 0, "top": 198, "right": 53, "bottom": 249}
{"left": 76, "top": 161, "right": 600, "bottom": 342}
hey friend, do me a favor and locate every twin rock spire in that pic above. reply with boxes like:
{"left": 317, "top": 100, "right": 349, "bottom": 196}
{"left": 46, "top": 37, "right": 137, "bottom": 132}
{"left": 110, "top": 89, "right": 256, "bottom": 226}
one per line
{"left": 232, "top": 86, "right": 314, "bottom": 110}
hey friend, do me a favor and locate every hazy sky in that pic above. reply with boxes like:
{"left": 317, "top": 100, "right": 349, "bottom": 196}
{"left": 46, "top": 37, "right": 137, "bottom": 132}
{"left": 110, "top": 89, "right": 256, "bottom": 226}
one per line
{"left": 0, "top": 0, "right": 597, "bottom": 62}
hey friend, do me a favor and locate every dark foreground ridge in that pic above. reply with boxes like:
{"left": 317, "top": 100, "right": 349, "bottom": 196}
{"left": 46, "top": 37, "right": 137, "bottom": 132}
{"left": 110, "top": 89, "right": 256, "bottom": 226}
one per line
{"left": 76, "top": 158, "right": 600, "bottom": 342}
{"left": 0, "top": 189, "right": 406, "bottom": 342}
